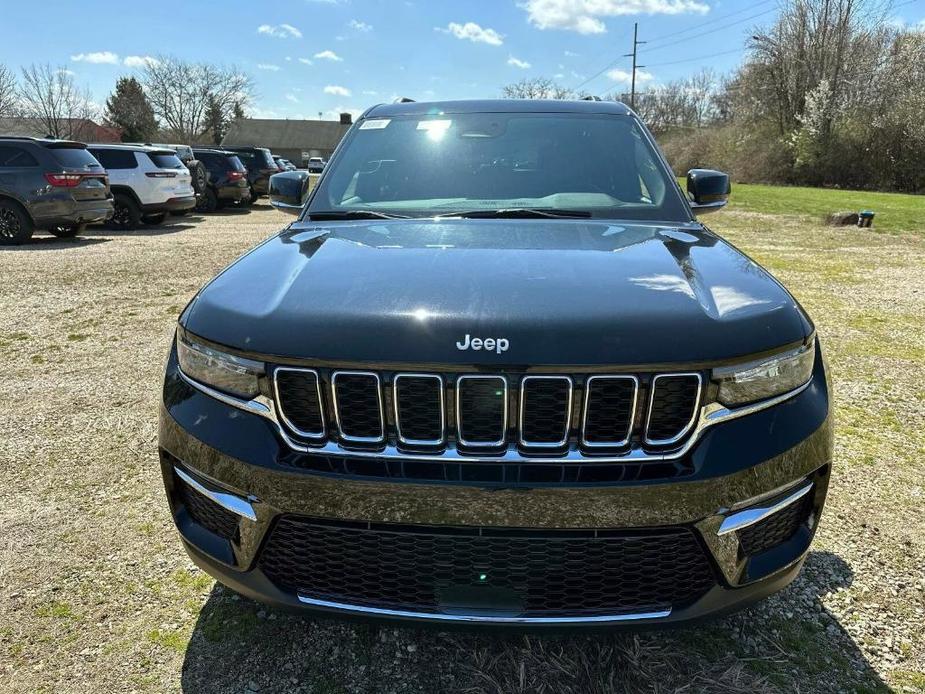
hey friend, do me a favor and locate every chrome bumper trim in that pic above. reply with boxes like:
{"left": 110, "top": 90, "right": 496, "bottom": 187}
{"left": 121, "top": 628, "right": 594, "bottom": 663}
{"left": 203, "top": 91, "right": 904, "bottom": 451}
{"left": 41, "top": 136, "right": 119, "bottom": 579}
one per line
{"left": 717, "top": 481, "right": 813, "bottom": 536}
{"left": 174, "top": 465, "right": 257, "bottom": 522}
{"left": 177, "top": 368, "right": 811, "bottom": 464}
{"left": 296, "top": 594, "right": 671, "bottom": 624}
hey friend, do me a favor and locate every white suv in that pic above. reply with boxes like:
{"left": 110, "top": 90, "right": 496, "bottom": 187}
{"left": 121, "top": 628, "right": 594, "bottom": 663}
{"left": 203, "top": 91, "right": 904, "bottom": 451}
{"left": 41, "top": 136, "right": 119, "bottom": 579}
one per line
{"left": 87, "top": 144, "right": 196, "bottom": 229}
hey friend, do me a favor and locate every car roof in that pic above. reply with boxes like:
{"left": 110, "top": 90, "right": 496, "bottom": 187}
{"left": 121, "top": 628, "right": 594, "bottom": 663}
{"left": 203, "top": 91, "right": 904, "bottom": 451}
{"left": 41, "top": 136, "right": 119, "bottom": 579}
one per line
{"left": 192, "top": 147, "right": 237, "bottom": 155}
{"left": 365, "top": 98, "right": 633, "bottom": 119}
{"left": 222, "top": 145, "right": 269, "bottom": 151}
{"left": 87, "top": 143, "right": 176, "bottom": 155}
{"left": 0, "top": 135, "right": 86, "bottom": 147}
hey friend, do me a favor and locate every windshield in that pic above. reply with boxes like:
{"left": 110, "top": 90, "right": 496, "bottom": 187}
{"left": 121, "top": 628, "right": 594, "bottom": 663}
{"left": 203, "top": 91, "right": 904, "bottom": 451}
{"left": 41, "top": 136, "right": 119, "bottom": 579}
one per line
{"left": 308, "top": 112, "right": 690, "bottom": 221}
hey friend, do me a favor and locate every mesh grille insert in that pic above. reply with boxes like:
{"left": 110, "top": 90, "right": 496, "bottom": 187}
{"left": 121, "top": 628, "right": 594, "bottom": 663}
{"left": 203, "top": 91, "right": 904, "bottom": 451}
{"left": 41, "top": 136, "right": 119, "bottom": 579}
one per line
{"left": 333, "top": 372, "right": 384, "bottom": 442}
{"left": 738, "top": 490, "right": 814, "bottom": 556}
{"left": 259, "top": 517, "right": 718, "bottom": 617}
{"left": 520, "top": 377, "right": 571, "bottom": 446}
{"left": 275, "top": 369, "right": 324, "bottom": 437}
{"left": 582, "top": 376, "right": 636, "bottom": 446}
{"left": 457, "top": 377, "right": 507, "bottom": 446}
{"left": 646, "top": 374, "right": 701, "bottom": 444}
{"left": 395, "top": 375, "right": 444, "bottom": 444}
{"left": 177, "top": 476, "right": 239, "bottom": 541}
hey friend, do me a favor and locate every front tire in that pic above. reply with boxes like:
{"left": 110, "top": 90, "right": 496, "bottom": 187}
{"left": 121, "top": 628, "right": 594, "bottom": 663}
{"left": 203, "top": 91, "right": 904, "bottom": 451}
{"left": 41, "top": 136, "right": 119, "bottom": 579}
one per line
{"left": 107, "top": 194, "right": 141, "bottom": 230}
{"left": 0, "top": 201, "right": 34, "bottom": 245}
{"left": 49, "top": 223, "right": 86, "bottom": 239}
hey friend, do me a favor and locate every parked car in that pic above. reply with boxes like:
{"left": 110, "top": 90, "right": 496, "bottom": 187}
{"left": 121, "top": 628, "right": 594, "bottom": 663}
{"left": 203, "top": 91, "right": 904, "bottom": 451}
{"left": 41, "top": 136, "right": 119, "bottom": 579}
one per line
{"left": 307, "top": 156, "right": 325, "bottom": 173}
{"left": 191, "top": 148, "right": 250, "bottom": 212}
{"left": 87, "top": 144, "right": 196, "bottom": 229}
{"left": 160, "top": 99, "right": 831, "bottom": 627}
{"left": 0, "top": 136, "right": 112, "bottom": 245}
{"left": 220, "top": 146, "right": 278, "bottom": 203}
{"left": 273, "top": 156, "right": 297, "bottom": 171}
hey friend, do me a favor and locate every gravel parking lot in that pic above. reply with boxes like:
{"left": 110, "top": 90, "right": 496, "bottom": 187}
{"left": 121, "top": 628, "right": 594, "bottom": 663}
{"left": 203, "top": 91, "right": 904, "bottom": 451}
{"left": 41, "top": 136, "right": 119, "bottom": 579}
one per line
{"left": 2, "top": 202, "right": 923, "bottom": 693}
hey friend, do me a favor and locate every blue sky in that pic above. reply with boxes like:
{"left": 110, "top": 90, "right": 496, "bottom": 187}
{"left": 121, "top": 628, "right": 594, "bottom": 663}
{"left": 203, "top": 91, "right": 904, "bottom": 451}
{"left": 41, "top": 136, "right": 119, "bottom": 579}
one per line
{"left": 1, "top": 0, "right": 922, "bottom": 121}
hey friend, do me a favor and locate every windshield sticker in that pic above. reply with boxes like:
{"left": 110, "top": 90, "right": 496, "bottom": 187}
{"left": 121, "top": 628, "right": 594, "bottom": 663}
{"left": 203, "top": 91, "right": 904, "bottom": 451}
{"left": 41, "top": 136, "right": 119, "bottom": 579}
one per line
{"left": 360, "top": 119, "right": 391, "bottom": 130}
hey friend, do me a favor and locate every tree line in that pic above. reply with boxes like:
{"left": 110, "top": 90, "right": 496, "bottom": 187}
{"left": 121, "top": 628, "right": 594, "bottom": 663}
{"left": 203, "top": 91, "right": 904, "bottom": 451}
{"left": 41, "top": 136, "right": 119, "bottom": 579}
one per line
{"left": 0, "top": 57, "right": 253, "bottom": 144}
{"left": 504, "top": 0, "right": 925, "bottom": 194}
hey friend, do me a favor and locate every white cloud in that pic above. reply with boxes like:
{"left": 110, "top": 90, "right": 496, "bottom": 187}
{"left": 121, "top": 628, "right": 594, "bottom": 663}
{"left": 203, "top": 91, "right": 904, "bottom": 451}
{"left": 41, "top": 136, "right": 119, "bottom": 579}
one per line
{"left": 314, "top": 50, "right": 343, "bottom": 61}
{"left": 257, "top": 63, "right": 282, "bottom": 71}
{"left": 123, "top": 55, "right": 159, "bottom": 68}
{"left": 607, "top": 68, "right": 654, "bottom": 83}
{"left": 523, "top": 0, "right": 709, "bottom": 34}
{"left": 507, "top": 56, "right": 531, "bottom": 69}
{"left": 257, "top": 23, "right": 303, "bottom": 39}
{"left": 362, "top": 89, "right": 379, "bottom": 95}
{"left": 70, "top": 51, "right": 119, "bottom": 64}
{"left": 325, "top": 106, "right": 364, "bottom": 121}
{"left": 285, "top": 93, "right": 300, "bottom": 103}
{"left": 436, "top": 22, "right": 504, "bottom": 46}
{"left": 57, "top": 68, "right": 76, "bottom": 76}
{"left": 324, "top": 85, "right": 352, "bottom": 96}
{"left": 298, "top": 58, "right": 313, "bottom": 65}
{"left": 348, "top": 19, "right": 373, "bottom": 31}
{"left": 564, "top": 49, "right": 580, "bottom": 57}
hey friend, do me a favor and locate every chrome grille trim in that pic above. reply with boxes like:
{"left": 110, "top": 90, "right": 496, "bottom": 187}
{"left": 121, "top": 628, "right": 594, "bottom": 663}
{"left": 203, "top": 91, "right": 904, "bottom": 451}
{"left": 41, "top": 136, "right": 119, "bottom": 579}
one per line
{"left": 456, "top": 375, "right": 508, "bottom": 448}
{"left": 518, "top": 375, "right": 573, "bottom": 448}
{"left": 272, "top": 367, "right": 326, "bottom": 440}
{"left": 644, "top": 373, "right": 703, "bottom": 446}
{"left": 393, "top": 373, "right": 446, "bottom": 446}
{"left": 580, "top": 375, "right": 638, "bottom": 448}
{"left": 331, "top": 370, "right": 385, "bottom": 444}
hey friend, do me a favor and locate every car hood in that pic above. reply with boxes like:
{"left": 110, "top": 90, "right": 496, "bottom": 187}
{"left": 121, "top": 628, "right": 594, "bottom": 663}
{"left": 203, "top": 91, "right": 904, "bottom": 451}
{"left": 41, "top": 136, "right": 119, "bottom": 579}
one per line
{"left": 182, "top": 219, "right": 812, "bottom": 365}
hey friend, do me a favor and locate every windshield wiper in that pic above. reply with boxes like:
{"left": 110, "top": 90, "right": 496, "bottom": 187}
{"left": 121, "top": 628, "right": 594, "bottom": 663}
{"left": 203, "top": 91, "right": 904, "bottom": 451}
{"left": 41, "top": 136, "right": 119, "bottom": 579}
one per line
{"left": 435, "top": 208, "right": 592, "bottom": 219}
{"left": 307, "top": 210, "right": 411, "bottom": 220}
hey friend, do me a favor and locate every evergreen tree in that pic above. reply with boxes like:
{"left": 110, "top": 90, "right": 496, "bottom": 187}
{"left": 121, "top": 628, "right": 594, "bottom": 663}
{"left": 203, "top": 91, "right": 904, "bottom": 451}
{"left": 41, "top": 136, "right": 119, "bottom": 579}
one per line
{"left": 104, "top": 76, "right": 158, "bottom": 142}
{"left": 204, "top": 95, "right": 226, "bottom": 145}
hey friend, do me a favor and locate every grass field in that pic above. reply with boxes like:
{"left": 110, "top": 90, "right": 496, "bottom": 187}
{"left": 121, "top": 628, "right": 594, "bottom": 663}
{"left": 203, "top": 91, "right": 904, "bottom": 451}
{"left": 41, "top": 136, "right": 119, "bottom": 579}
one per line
{"left": 1, "top": 188, "right": 924, "bottom": 693}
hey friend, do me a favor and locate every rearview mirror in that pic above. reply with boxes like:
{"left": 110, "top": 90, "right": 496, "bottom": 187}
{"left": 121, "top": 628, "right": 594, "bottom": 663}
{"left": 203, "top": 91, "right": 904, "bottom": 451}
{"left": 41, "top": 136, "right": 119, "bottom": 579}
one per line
{"left": 687, "top": 169, "right": 730, "bottom": 215}
{"left": 269, "top": 170, "right": 310, "bottom": 216}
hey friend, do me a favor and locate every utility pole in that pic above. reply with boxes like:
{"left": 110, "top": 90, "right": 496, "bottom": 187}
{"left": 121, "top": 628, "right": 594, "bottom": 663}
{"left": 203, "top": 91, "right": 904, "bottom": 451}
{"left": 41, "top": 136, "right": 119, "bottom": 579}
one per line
{"left": 623, "top": 22, "right": 646, "bottom": 109}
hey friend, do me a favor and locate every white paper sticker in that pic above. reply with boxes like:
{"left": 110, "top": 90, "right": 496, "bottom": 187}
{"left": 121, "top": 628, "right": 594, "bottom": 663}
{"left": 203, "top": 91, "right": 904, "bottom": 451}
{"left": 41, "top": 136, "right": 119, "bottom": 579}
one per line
{"left": 360, "top": 119, "right": 391, "bottom": 130}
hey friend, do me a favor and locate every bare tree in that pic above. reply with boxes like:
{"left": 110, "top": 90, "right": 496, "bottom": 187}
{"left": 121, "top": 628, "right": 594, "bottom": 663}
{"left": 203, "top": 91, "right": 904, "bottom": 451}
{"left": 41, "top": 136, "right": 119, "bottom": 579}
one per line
{"left": 17, "top": 64, "right": 98, "bottom": 139}
{"left": 502, "top": 78, "right": 574, "bottom": 100}
{"left": 142, "top": 56, "right": 253, "bottom": 142}
{"left": 0, "top": 63, "right": 17, "bottom": 119}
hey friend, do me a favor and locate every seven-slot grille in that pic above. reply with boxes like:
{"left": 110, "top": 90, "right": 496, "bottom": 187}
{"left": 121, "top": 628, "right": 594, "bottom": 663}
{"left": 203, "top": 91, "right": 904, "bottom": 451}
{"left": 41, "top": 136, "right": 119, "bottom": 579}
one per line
{"left": 273, "top": 368, "right": 704, "bottom": 454}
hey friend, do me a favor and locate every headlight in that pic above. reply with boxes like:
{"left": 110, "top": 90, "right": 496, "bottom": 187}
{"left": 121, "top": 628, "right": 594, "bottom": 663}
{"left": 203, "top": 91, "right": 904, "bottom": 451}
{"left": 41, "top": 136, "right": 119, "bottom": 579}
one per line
{"left": 176, "top": 329, "right": 263, "bottom": 399}
{"left": 713, "top": 339, "right": 815, "bottom": 407}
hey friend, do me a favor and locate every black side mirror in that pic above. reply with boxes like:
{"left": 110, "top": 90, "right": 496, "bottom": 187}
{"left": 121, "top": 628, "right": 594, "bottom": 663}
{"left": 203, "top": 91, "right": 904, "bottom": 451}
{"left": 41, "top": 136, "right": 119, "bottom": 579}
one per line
{"left": 687, "top": 169, "right": 730, "bottom": 215}
{"left": 269, "top": 170, "right": 310, "bottom": 216}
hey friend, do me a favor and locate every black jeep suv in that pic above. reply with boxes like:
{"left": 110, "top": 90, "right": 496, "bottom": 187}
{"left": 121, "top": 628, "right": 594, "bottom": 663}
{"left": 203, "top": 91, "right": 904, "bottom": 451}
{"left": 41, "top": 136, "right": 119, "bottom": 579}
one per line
{"left": 220, "top": 145, "right": 278, "bottom": 203}
{"left": 159, "top": 100, "right": 832, "bottom": 627}
{"left": 0, "top": 137, "right": 112, "bottom": 245}
{"left": 191, "top": 148, "right": 250, "bottom": 212}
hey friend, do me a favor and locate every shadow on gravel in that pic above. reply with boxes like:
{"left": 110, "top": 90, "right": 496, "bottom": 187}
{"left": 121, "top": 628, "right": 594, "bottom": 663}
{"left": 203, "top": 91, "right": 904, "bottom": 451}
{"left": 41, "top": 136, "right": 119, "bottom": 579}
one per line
{"left": 80, "top": 221, "right": 200, "bottom": 237}
{"left": 179, "top": 550, "right": 887, "bottom": 693}
{"left": 0, "top": 235, "right": 111, "bottom": 250}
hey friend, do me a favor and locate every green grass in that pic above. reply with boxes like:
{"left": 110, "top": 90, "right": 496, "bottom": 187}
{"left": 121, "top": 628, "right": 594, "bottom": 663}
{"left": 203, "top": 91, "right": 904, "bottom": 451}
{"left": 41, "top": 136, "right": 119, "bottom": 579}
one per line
{"left": 725, "top": 182, "right": 923, "bottom": 235}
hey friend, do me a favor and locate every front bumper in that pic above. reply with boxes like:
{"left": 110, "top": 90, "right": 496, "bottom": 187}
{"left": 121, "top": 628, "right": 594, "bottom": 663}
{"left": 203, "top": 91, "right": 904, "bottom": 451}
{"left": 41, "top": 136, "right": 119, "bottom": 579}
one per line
{"left": 158, "top": 350, "right": 833, "bottom": 627}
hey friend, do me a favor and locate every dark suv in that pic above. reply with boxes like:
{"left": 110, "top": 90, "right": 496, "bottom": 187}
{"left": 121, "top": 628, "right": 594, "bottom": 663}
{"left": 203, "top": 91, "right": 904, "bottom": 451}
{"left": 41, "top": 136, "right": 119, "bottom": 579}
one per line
{"left": 220, "top": 146, "right": 278, "bottom": 203}
{"left": 0, "top": 137, "right": 112, "bottom": 245}
{"left": 191, "top": 148, "right": 250, "bottom": 212}
{"left": 159, "top": 100, "right": 832, "bottom": 627}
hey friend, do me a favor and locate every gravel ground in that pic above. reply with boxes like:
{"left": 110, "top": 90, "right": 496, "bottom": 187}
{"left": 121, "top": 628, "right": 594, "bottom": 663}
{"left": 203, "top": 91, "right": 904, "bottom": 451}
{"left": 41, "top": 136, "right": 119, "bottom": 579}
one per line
{"left": 1, "top": 203, "right": 923, "bottom": 693}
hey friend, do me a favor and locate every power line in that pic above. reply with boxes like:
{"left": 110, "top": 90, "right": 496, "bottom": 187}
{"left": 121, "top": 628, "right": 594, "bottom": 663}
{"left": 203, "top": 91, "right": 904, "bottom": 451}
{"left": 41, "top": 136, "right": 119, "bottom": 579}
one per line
{"left": 570, "top": 26, "right": 634, "bottom": 92}
{"left": 645, "top": 47, "right": 746, "bottom": 68}
{"left": 642, "top": 7, "right": 777, "bottom": 55}
{"left": 644, "top": 0, "right": 775, "bottom": 46}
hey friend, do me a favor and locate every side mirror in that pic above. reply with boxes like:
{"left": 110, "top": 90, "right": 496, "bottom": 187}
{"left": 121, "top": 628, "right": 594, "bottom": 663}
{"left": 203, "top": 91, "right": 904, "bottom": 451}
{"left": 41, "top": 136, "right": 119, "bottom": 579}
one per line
{"left": 269, "top": 170, "right": 310, "bottom": 216}
{"left": 687, "top": 169, "right": 730, "bottom": 215}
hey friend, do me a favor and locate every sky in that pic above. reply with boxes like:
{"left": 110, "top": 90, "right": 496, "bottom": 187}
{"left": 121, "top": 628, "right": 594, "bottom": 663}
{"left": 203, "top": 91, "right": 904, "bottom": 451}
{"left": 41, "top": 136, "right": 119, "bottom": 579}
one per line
{"left": 0, "top": 0, "right": 922, "bottom": 121}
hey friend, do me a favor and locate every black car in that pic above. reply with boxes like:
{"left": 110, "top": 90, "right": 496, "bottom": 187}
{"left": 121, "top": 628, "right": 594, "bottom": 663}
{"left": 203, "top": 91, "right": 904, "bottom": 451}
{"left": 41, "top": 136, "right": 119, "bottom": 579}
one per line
{"left": 0, "top": 137, "right": 113, "bottom": 245}
{"left": 220, "top": 146, "right": 278, "bottom": 202}
{"left": 191, "top": 149, "right": 250, "bottom": 212}
{"left": 159, "top": 100, "right": 832, "bottom": 627}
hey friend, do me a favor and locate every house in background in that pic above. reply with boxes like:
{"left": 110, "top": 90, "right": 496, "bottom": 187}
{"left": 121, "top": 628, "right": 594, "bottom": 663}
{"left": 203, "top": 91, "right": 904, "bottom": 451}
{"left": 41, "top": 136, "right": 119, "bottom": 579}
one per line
{"left": 221, "top": 114, "right": 353, "bottom": 167}
{"left": 0, "top": 117, "right": 121, "bottom": 142}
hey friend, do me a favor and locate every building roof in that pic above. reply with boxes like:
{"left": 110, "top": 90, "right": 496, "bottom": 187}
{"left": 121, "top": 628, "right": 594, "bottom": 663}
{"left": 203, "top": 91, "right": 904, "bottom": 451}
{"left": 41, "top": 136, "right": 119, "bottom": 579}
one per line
{"left": 221, "top": 118, "right": 351, "bottom": 151}
{"left": 366, "top": 99, "right": 633, "bottom": 118}
{"left": 0, "top": 117, "right": 121, "bottom": 142}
